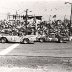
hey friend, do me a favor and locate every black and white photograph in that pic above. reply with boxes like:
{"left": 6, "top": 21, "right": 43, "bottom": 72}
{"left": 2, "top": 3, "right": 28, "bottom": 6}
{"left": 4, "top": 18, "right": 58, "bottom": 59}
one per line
{"left": 0, "top": 0, "right": 72, "bottom": 72}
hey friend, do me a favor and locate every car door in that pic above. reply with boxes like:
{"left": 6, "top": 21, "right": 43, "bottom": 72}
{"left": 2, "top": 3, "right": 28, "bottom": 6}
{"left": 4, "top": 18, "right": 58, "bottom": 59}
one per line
{"left": 12, "top": 35, "right": 21, "bottom": 42}
{"left": 5, "top": 35, "right": 14, "bottom": 42}
{"left": 29, "top": 35, "right": 37, "bottom": 41}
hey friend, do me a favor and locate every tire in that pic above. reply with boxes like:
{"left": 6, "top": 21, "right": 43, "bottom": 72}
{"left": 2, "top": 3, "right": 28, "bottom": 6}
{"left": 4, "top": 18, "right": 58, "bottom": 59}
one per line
{"left": 58, "top": 39, "right": 63, "bottom": 43}
{"left": 1, "top": 38, "right": 7, "bottom": 43}
{"left": 23, "top": 38, "right": 29, "bottom": 44}
{"left": 0, "top": 39, "right": 2, "bottom": 43}
{"left": 39, "top": 38, "right": 44, "bottom": 43}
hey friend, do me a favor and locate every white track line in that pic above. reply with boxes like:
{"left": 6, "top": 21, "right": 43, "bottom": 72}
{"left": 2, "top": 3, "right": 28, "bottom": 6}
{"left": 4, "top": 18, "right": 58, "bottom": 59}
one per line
{"left": 0, "top": 44, "right": 19, "bottom": 55}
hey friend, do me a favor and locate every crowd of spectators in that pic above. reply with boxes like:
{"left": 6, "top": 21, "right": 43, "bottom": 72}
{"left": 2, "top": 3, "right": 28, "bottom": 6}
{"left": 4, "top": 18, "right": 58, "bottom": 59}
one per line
{"left": 0, "top": 18, "right": 71, "bottom": 37}
{"left": 37, "top": 19, "right": 70, "bottom": 37}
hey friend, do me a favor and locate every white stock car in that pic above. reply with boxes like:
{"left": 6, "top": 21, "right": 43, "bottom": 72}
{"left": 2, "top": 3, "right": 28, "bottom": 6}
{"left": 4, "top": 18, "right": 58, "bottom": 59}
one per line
{"left": 69, "top": 36, "right": 72, "bottom": 41}
{"left": 0, "top": 34, "right": 36, "bottom": 44}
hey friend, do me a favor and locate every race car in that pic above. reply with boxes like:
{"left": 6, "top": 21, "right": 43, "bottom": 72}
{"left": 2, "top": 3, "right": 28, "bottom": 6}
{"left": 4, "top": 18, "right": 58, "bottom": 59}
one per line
{"left": 37, "top": 33, "right": 69, "bottom": 43}
{"left": 0, "top": 33, "right": 36, "bottom": 44}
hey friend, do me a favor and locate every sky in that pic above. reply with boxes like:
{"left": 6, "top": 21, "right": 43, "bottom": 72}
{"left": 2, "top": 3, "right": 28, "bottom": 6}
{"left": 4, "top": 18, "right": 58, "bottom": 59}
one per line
{"left": 0, "top": 0, "right": 72, "bottom": 20}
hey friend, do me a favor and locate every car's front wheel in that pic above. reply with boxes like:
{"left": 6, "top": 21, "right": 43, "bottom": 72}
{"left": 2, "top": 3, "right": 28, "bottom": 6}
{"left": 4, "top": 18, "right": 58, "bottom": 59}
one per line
{"left": 1, "top": 38, "right": 7, "bottom": 43}
{"left": 23, "top": 38, "right": 29, "bottom": 44}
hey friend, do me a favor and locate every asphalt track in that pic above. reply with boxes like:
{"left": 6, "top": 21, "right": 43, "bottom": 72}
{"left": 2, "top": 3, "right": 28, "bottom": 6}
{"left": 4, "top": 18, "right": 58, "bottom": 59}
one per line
{"left": 0, "top": 41, "right": 72, "bottom": 57}
{"left": 0, "top": 42, "right": 72, "bottom": 72}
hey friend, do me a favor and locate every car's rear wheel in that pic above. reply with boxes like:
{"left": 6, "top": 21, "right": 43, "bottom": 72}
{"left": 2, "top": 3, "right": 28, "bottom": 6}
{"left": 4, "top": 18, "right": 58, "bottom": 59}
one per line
{"left": 1, "top": 38, "right": 7, "bottom": 43}
{"left": 23, "top": 38, "right": 29, "bottom": 44}
{"left": 58, "top": 38, "right": 63, "bottom": 43}
{"left": 39, "top": 38, "right": 44, "bottom": 43}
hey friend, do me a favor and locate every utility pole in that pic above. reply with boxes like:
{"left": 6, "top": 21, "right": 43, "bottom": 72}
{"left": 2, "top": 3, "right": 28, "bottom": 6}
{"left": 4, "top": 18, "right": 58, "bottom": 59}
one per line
{"left": 24, "top": 9, "right": 32, "bottom": 35}
{"left": 25, "top": 9, "right": 28, "bottom": 27}
{"left": 65, "top": 2, "right": 72, "bottom": 35}
{"left": 24, "top": 9, "right": 32, "bottom": 27}
{"left": 25, "top": 9, "right": 28, "bottom": 26}
{"left": 70, "top": 4, "right": 72, "bottom": 26}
